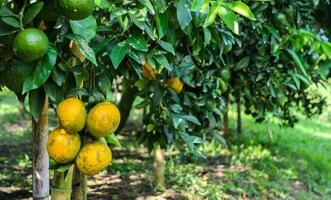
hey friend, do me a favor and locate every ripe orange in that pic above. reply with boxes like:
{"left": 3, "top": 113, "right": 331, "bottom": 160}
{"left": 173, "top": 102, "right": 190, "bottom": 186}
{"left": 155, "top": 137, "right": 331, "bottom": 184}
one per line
{"left": 142, "top": 62, "right": 157, "bottom": 80}
{"left": 47, "top": 128, "right": 81, "bottom": 164}
{"left": 56, "top": 97, "right": 86, "bottom": 133}
{"left": 165, "top": 77, "right": 183, "bottom": 94}
{"left": 87, "top": 102, "right": 121, "bottom": 137}
{"left": 76, "top": 141, "right": 112, "bottom": 175}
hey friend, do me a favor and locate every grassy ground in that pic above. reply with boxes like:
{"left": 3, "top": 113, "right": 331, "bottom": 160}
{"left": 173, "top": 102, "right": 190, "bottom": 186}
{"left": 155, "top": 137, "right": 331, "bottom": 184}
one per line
{"left": 0, "top": 87, "right": 330, "bottom": 199}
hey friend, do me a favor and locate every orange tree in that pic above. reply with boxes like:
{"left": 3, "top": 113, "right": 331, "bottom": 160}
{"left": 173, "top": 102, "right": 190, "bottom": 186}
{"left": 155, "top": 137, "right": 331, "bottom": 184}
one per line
{"left": 222, "top": 0, "right": 331, "bottom": 131}
{"left": 0, "top": 0, "right": 257, "bottom": 199}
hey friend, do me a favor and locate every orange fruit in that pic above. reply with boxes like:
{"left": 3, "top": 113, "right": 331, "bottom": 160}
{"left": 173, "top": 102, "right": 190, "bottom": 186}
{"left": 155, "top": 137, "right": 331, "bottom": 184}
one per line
{"left": 76, "top": 141, "right": 112, "bottom": 175}
{"left": 57, "top": 0, "right": 94, "bottom": 20}
{"left": 87, "top": 102, "right": 121, "bottom": 137}
{"left": 142, "top": 62, "right": 157, "bottom": 80}
{"left": 12, "top": 28, "right": 49, "bottom": 62}
{"left": 56, "top": 97, "right": 86, "bottom": 133}
{"left": 47, "top": 128, "right": 81, "bottom": 164}
{"left": 165, "top": 77, "right": 183, "bottom": 94}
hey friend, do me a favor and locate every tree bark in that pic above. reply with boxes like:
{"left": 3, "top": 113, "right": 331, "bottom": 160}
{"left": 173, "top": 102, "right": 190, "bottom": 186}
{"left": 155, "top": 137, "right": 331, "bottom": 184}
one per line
{"left": 71, "top": 166, "right": 87, "bottom": 200}
{"left": 153, "top": 146, "right": 165, "bottom": 188}
{"left": 32, "top": 96, "right": 49, "bottom": 200}
{"left": 51, "top": 166, "right": 74, "bottom": 200}
{"left": 223, "top": 92, "right": 230, "bottom": 138}
{"left": 236, "top": 90, "right": 242, "bottom": 135}
{"left": 116, "top": 81, "right": 138, "bottom": 133}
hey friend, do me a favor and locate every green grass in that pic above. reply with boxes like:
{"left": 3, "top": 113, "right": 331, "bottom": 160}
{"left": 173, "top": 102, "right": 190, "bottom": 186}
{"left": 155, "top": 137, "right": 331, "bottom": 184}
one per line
{"left": 0, "top": 86, "right": 330, "bottom": 199}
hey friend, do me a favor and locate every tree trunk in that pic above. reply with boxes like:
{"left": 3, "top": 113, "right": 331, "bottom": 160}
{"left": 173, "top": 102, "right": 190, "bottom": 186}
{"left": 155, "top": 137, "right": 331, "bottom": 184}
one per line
{"left": 116, "top": 81, "right": 138, "bottom": 133}
{"left": 71, "top": 166, "right": 87, "bottom": 200}
{"left": 32, "top": 96, "right": 49, "bottom": 200}
{"left": 51, "top": 166, "right": 74, "bottom": 200}
{"left": 223, "top": 92, "right": 230, "bottom": 137}
{"left": 236, "top": 90, "right": 242, "bottom": 135}
{"left": 153, "top": 146, "right": 165, "bottom": 188}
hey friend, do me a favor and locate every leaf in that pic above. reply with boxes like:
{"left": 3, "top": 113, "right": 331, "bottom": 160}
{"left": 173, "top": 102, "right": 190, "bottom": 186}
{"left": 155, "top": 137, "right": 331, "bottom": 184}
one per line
{"left": 29, "top": 88, "right": 45, "bottom": 121}
{"left": 321, "top": 42, "right": 331, "bottom": 58}
{"left": 177, "top": 0, "right": 192, "bottom": 30}
{"left": 154, "top": 54, "right": 171, "bottom": 71}
{"left": 75, "top": 38, "right": 98, "bottom": 65}
{"left": 203, "top": 28, "right": 211, "bottom": 46}
{"left": 44, "top": 80, "right": 64, "bottom": 103}
{"left": 23, "top": 47, "right": 57, "bottom": 93}
{"left": 203, "top": 2, "right": 219, "bottom": 27}
{"left": 227, "top": 1, "right": 256, "bottom": 20}
{"left": 154, "top": 12, "right": 168, "bottom": 39}
{"left": 138, "top": 0, "right": 155, "bottom": 15}
{"left": 264, "top": 25, "right": 280, "bottom": 40}
{"left": 286, "top": 49, "right": 308, "bottom": 77}
{"left": 212, "top": 132, "right": 227, "bottom": 146}
{"left": 70, "top": 16, "right": 97, "bottom": 42}
{"left": 1, "top": 17, "right": 20, "bottom": 28}
{"left": 126, "top": 34, "right": 148, "bottom": 52}
{"left": 106, "top": 134, "right": 122, "bottom": 147}
{"left": 191, "top": 0, "right": 210, "bottom": 12}
{"left": 182, "top": 115, "right": 201, "bottom": 125}
{"left": 158, "top": 40, "right": 175, "bottom": 55}
{"left": 180, "top": 132, "right": 206, "bottom": 158}
{"left": 235, "top": 56, "right": 250, "bottom": 70}
{"left": 23, "top": 2, "right": 44, "bottom": 25}
{"left": 95, "top": 0, "right": 111, "bottom": 10}
{"left": 109, "top": 42, "right": 128, "bottom": 69}
{"left": 218, "top": 5, "right": 239, "bottom": 34}
{"left": 0, "top": 7, "right": 18, "bottom": 17}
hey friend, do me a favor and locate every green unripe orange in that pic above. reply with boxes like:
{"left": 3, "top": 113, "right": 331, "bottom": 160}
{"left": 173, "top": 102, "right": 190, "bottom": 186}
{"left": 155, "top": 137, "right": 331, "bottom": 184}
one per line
{"left": 57, "top": 0, "right": 94, "bottom": 20}
{"left": 13, "top": 28, "right": 49, "bottom": 62}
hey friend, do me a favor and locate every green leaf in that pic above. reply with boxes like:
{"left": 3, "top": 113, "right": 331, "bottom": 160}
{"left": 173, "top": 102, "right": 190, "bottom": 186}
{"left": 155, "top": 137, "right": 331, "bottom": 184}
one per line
{"left": 182, "top": 115, "right": 201, "bottom": 125}
{"left": 0, "top": 7, "right": 18, "bottom": 17}
{"left": 180, "top": 132, "right": 206, "bottom": 158}
{"left": 286, "top": 49, "right": 308, "bottom": 77}
{"left": 1, "top": 17, "right": 20, "bottom": 28}
{"left": 193, "top": 35, "right": 203, "bottom": 55}
{"left": 154, "top": 12, "right": 168, "bottom": 39}
{"left": 154, "top": 54, "right": 171, "bottom": 71}
{"left": 138, "top": 0, "right": 155, "bottom": 15}
{"left": 218, "top": 5, "right": 239, "bottom": 34}
{"left": 29, "top": 88, "right": 45, "bottom": 121}
{"left": 126, "top": 34, "right": 148, "bottom": 52}
{"left": 158, "top": 40, "right": 175, "bottom": 55}
{"left": 191, "top": 0, "right": 210, "bottom": 12}
{"left": 44, "top": 80, "right": 64, "bottom": 103}
{"left": 321, "top": 42, "right": 331, "bottom": 58}
{"left": 203, "top": 2, "right": 219, "bottom": 27}
{"left": 75, "top": 38, "right": 98, "bottom": 66}
{"left": 235, "top": 56, "right": 250, "bottom": 70}
{"left": 70, "top": 16, "right": 97, "bottom": 42}
{"left": 106, "top": 134, "right": 122, "bottom": 147}
{"left": 23, "top": 2, "right": 44, "bottom": 25}
{"left": 177, "top": 0, "right": 192, "bottom": 30}
{"left": 227, "top": 1, "right": 256, "bottom": 20}
{"left": 95, "top": 0, "right": 111, "bottom": 10}
{"left": 212, "top": 132, "right": 227, "bottom": 146}
{"left": 203, "top": 28, "right": 211, "bottom": 46}
{"left": 23, "top": 47, "right": 57, "bottom": 93}
{"left": 264, "top": 25, "right": 280, "bottom": 40}
{"left": 109, "top": 42, "right": 128, "bottom": 69}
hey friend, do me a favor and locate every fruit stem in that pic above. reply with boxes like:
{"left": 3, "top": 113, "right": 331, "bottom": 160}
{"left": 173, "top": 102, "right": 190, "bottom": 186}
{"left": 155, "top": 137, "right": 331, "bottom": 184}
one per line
{"left": 19, "top": 0, "right": 27, "bottom": 30}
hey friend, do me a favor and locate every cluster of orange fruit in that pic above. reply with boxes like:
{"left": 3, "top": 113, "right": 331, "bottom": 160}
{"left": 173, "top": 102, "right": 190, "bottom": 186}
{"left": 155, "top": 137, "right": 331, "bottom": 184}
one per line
{"left": 142, "top": 62, "right": 184, "bottom": 94}
{"left": 47, "top": 98, "right": 120, "bottom": 175}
